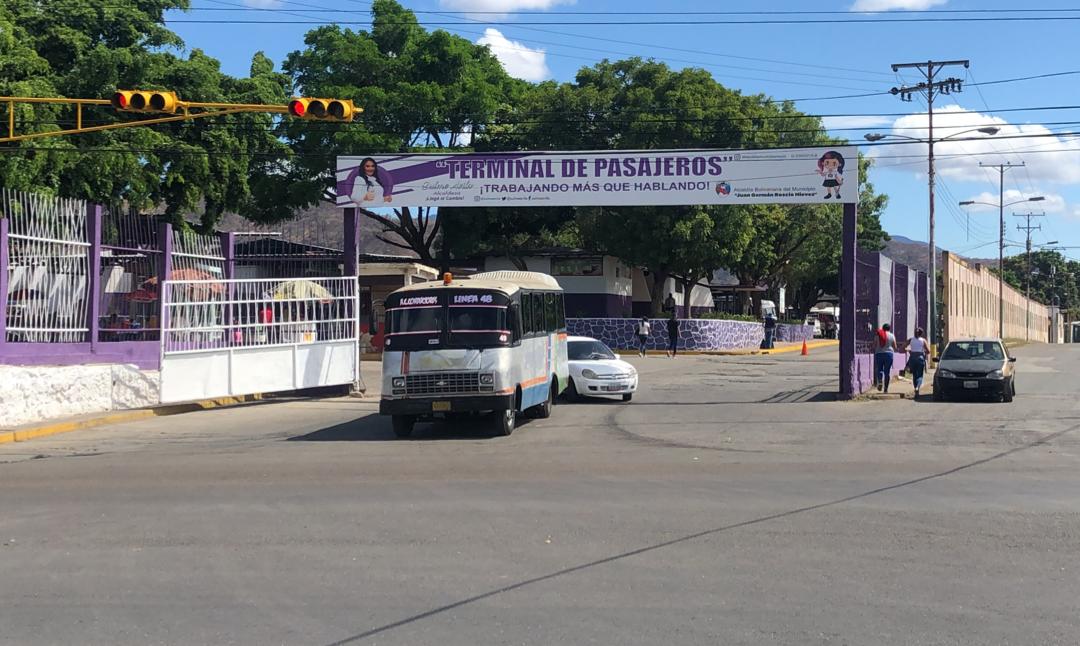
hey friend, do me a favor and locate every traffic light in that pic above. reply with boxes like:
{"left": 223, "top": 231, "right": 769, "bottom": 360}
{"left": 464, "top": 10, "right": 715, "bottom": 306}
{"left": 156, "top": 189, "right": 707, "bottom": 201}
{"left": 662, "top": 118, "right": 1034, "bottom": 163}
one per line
{"left": 287, "top": 98, "right": 358, "bottom": 122}
{"left": 111, "top": 90, "right": 180, "bottom": 114}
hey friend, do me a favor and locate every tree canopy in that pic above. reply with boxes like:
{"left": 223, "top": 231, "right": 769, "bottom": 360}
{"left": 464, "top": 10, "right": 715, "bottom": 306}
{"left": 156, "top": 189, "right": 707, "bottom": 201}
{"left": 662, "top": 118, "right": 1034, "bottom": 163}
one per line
{"left": 0, "top": 0, "right": 291, "bottom": 231}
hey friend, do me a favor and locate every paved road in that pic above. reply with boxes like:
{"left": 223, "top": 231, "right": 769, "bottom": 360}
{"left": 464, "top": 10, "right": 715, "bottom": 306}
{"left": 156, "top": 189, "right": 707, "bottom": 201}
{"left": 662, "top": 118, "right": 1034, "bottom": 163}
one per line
{"left": 2, "top": 346, "right": 1079, "bottom": 645}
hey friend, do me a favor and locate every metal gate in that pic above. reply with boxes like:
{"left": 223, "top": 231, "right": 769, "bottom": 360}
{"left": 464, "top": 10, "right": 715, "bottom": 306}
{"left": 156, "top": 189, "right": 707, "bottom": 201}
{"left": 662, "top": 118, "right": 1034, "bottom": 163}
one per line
{"left": 160, "top": 276, "right": 359, "bottom": 403}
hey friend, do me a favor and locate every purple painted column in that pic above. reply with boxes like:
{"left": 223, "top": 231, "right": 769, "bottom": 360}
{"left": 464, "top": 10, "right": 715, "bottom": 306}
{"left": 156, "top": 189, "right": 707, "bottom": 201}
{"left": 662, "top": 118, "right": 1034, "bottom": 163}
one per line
{"left": 343, "top": 207, "right": 359, "bottom": 277}
{"left": 158, "top": 222, "right": 173, "bottom": 352}
{"left": 893, "top": 263, "right": 907, "bottom": 340}
{"left": 839, "top": 202, "right": 858, "bottom": 399}
{"left": 916, "top": 270, "right": 929, "bottom": 346}
{"left": 343, "top": 207, "right": 365, "bottom": 391}
{"left": 87, "top": 204, "right": 103, "bottom": 352}
{"left": 220, "top": 232, "right": 236, "bottom": 345}
{"left": 0, "top": 217, "right": 8, "bottom": 347}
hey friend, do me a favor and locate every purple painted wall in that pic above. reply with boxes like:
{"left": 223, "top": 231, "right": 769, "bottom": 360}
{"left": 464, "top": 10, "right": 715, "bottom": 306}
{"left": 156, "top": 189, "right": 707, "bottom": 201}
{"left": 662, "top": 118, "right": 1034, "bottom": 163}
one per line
{"left": 568, "top": 318, "right": 814, "bottom": 352}
{"left": 565, "top": 293, "right": 632, "bottom": 318}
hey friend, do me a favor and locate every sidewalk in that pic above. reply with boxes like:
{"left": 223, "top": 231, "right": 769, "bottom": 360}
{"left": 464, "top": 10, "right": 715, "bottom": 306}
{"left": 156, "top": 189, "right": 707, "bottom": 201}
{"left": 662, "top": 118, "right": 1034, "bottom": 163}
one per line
{"left": 620, "top": 339, "right": 838, "bottom": 357}
{"left": 860, "top": 368, "right": 935, "bottom": 401}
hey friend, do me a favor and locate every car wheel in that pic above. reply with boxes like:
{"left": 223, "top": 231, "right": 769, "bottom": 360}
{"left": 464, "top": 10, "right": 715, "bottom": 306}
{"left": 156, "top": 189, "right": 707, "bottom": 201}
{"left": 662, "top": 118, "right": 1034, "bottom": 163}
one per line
{"left": 1002, "top": 379, "right": 1014, "bottom": 403}
{"left": 621, "top": 393, "right": 633, "bottom": 402}
{"left": 391, "top": 415, "right": 415, "bottom": 438}
{"left": 492, "top": 408, "right": 516, "bottom": 436}
{"left": 932, "top": 385, "right": 944, "bottom": 402}
{"left": 565, "top": 378, "right": 579, "bottom": 403}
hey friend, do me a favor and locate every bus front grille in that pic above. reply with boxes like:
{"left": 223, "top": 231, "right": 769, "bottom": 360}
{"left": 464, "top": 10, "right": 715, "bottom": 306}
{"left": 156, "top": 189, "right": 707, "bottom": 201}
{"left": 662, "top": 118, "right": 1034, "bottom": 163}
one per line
{"left": 406, "top": 372, "right": 481, "bottom": 395}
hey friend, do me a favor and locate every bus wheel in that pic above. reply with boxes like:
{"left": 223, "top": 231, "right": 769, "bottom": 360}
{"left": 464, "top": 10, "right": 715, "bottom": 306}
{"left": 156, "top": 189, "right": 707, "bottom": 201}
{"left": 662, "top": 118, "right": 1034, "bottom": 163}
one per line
{"left": 534, "top": 381, "right": 555, "bottom": 419}
{"left": 391, "top": 415, "right": 415, "bottom": 438}
{"left": 493, "top": 408, "right": 516, "bottom": 436}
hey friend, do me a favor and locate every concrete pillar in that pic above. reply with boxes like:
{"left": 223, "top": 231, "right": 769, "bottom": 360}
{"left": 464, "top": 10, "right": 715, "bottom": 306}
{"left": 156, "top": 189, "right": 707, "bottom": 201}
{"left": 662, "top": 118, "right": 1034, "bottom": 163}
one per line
{"left": 87, "top": 204, "right": 103, "bottom": 352}
{"left": 0, "top": 217, "right": 8, "bottom": 347}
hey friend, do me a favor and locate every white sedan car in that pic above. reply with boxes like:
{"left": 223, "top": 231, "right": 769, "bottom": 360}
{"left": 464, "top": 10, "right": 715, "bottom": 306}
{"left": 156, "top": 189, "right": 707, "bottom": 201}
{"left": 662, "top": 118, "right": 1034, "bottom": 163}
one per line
{"left": 566, "top": 336, "right": 639, "bottom": 402}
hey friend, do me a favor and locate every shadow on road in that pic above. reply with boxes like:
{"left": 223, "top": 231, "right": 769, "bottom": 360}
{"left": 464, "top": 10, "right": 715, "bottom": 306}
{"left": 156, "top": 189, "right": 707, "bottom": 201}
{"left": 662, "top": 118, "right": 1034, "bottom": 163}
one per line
{"left": 287, "top": 414, "right": 534, "bottom": 442}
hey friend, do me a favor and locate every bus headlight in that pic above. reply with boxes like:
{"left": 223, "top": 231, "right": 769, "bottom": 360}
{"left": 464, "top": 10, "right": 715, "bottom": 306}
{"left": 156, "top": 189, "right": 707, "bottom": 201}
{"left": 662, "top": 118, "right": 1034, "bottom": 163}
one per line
{"left": 479, "top": 373, "right": 494, "bottom": 385}
{"left": 392, "top": 377, "right": 406, "bottom": 388}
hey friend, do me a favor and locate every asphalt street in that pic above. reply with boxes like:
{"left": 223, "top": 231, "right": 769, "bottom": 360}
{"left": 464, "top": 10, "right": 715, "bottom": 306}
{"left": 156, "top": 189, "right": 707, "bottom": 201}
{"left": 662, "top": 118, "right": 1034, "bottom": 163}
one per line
{"left": 2, "top": 345, "right": 1079, "bottom": 645}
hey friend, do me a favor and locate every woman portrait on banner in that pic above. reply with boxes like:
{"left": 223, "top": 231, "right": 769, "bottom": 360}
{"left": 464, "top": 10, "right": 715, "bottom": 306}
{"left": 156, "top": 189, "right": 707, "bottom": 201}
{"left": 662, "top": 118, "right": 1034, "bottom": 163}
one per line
{"left": 338, "top": 157, "right": 395, "bottom": 205}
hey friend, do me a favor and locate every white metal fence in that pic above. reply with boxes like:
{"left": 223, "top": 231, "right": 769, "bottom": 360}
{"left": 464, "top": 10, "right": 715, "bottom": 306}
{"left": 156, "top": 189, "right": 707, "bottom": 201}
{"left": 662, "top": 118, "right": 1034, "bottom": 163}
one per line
{"left": 2, "top": 189, "right": 90, "bottom": 342}
{"left": 159, "top": 276, "right": 359, "bottom": 402}
{"left": 162, "top": 277, "right": 358, "bottom": 353}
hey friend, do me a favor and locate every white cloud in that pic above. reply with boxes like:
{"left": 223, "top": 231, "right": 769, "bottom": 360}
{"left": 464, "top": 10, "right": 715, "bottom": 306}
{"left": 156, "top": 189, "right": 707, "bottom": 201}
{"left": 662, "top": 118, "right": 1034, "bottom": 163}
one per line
{"left": 476, "top": 29, "right": 551, "bottom": 82}
{"left": 242, "top": 0, "right": 282, "bottom": 7}
{"left": 821, "top": 115, "right": 893, "bottom": 131}
{"left": 850, "top": 0, "right": 947, "bottom": 10}
{"left": 958, "top": 190, "right": 1065, "bottom": 214}
{"left": 865, "top": 105, "right": 1080, "bottom": 185}
{"left": 440, "top": 0, "right": 575, "bottom": 17}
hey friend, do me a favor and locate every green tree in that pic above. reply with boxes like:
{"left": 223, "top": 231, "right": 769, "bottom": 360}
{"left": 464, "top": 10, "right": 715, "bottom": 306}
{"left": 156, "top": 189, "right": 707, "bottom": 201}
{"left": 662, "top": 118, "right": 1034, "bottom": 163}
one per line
{"left": 475, "top": 57, "right": 890, "bottom": 316}
{"left": 0, "top": 0, "right": 292, "bottom": 232}
{"left": 276, "top": 0, "right": 523, "bottom": 261}
{"left": 1000, "top": 250, "right": 1080, "bottom": 317}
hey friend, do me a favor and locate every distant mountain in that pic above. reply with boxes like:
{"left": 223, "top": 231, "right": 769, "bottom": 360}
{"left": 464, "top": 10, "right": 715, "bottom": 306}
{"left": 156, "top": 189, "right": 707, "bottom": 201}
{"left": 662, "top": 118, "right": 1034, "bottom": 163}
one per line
{"left": 883, "top": 234, "right": 997, "bottom": 271}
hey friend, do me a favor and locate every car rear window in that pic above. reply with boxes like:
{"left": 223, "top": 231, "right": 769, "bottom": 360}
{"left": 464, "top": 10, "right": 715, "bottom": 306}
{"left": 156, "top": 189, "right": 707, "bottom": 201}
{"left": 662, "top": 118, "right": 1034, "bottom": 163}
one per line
{"left": 942, "top": 341, "right": 1005, "bottom": 361}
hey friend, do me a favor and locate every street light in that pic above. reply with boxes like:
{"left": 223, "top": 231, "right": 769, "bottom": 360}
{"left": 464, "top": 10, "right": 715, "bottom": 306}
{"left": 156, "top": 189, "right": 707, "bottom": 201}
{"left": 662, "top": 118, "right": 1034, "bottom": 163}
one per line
{"left": 863, "top": 126, "right": 999, "bottom": 349}
{"left": 959, "top": 195, "right": 1044, "bottom": 337}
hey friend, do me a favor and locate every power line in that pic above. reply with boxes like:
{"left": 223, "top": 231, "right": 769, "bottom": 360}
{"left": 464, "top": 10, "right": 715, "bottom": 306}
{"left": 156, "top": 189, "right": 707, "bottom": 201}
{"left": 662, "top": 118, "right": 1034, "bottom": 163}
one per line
{"left": 159, "top": 16, "right": 1080, "bottom": 25}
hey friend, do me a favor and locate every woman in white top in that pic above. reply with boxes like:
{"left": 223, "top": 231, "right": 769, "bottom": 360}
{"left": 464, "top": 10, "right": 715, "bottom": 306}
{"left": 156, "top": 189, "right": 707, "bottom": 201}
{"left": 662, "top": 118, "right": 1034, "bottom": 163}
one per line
{"left": 905, "top": 327, "right": 929, "bottom": 398}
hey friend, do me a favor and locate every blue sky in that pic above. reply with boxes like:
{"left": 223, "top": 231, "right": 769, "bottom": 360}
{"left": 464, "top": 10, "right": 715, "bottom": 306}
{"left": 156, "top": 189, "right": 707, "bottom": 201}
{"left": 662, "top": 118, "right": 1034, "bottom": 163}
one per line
{"left": 164, "top": 0, "right": 1080, "bottom": 260}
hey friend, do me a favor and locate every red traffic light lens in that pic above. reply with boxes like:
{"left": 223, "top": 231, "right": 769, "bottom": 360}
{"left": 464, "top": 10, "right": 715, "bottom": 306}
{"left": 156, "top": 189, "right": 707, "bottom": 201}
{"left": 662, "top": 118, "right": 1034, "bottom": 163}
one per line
{"left": 111, "top": 92, "right": 128, "bottom": 109}
{"left": 288, "top": 99, "right": 306, "bottom": 117}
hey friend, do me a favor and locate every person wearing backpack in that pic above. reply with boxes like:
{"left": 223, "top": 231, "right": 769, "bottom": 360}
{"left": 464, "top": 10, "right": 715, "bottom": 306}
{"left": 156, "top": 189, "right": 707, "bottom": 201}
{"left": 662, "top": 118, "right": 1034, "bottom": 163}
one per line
{"left": 635, "top": 316, "right": 651, "bottom": 357}
{"left": 873, "top": 323, "right": 898, "bottom": 393}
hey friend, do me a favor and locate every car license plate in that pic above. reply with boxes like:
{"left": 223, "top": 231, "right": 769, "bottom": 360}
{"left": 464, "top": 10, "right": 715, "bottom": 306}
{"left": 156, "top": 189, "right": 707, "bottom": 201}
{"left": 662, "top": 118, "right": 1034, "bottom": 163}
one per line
{"left": 963, "top": 380, "right": 979, "bottom": 389}
{"left": 432, "top": 401, "right": 451, "bottom": 412}
{"left": 603, "top": 383, "right": 626, "bottom": 392}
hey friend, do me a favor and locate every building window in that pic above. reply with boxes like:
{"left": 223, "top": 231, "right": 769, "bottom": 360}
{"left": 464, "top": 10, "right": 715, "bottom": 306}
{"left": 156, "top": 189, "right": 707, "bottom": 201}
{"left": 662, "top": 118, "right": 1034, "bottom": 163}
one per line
{"left": 552, "top": 257, "right": 603, "bottom": 277}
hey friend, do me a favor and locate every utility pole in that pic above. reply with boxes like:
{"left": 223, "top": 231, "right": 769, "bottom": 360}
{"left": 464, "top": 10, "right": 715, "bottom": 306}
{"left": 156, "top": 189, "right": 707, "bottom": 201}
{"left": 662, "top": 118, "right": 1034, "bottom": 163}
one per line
{"left": 979, "top": 161, "right": 1023, "bottom": 338}
{"left": 889, "top": 59, "right": 969, "bottom": 350}
{"left": 1014, "top": 211, "right": 1045, "bottom": 341}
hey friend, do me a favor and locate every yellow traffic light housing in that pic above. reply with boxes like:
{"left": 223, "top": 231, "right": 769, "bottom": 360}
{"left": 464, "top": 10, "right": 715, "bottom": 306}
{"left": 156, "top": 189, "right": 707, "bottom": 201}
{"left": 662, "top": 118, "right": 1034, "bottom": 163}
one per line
{"left": 111, "top": 90, "right": 180, "bottom": 114}
{"left": 287, "top": 97, "right": 358, "bottom": 122}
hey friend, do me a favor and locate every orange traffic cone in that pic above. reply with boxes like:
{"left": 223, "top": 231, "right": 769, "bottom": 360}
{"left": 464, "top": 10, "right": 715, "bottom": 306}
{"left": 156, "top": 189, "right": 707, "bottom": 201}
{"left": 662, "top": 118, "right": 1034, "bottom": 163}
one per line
{"left": 801, "top": 340, "right": 809, "bottom": 356}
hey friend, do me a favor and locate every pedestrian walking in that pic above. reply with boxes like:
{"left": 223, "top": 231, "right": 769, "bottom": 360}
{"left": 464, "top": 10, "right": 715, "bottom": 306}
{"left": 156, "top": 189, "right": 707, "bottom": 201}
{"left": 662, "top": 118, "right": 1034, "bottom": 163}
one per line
{"left": 905, "top": 327, "right": 929, "bottom": 398}
{"left": 763, "top": 311, "right": 777, "bottom": 350}
{"left": 635, "top": 316, "right": 652, "bottom": 357}
{"left": 666, "top": 314, "right": 680, "bottom": 358}
{"left": 873, "top": 323, "right": 898, "bottom": 392}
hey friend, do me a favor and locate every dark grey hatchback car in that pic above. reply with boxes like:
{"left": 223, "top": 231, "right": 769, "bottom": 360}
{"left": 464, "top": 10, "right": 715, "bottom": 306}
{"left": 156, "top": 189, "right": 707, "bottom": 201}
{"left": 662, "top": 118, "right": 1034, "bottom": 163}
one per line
{"left": 932, "top": 338, "right": 1016, "bottom": 402}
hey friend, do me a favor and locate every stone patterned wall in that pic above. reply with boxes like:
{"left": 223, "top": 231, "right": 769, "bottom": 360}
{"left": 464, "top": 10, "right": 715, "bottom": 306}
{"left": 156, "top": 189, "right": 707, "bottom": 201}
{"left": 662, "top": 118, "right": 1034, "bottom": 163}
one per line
{"left": 776, "top": 323, "right": 816, "bottom": 343}
{"left": 568, "top": 318, "right": 765, "bottom": 351}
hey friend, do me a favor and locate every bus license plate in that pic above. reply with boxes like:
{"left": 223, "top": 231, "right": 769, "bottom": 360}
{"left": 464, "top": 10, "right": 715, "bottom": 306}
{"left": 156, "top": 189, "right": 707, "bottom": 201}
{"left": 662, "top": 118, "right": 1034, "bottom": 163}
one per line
{"left": 963, "top": 380, "right": 979, "bottom": 389}
{"left": 432, "top": 401, "right": 451, "bottom": 412}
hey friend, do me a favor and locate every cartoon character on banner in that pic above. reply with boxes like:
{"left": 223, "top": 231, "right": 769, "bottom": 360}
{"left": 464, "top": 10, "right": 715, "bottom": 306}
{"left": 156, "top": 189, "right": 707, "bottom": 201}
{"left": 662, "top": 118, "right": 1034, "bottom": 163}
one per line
{"left": 817, "top": 150, "right": 845, "bottom": 200}
{"left": 338, "top": 157, "right": 395, "bottom": 205}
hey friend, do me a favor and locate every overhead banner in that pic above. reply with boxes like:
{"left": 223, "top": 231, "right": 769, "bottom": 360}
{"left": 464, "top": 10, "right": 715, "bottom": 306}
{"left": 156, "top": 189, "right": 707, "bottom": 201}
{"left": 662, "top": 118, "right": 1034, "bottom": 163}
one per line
{"left": 336, "top": 146, "right": 858, "bottom": 208}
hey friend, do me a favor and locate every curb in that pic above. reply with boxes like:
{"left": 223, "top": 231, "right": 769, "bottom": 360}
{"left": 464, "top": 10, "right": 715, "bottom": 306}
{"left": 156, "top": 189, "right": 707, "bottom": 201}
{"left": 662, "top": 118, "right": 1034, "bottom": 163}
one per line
{"left": 761, "top": 340, "right": 839, "bottom": 355}
{"left": 0, "top": 394, "right": 264, "bottom": 446}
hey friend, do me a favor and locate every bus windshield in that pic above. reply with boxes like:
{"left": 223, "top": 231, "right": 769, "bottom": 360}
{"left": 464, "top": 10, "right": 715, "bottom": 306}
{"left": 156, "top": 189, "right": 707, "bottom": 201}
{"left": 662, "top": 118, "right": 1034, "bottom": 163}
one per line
{"left": 389, "top": 306, "right": 442, "bottom": 335}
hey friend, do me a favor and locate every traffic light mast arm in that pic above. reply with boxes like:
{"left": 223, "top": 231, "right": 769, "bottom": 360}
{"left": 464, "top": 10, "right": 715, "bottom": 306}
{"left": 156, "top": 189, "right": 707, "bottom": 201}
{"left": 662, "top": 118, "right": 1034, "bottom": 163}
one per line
{"left": 1, "top": 95, "right": 290, "bottom": 144}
